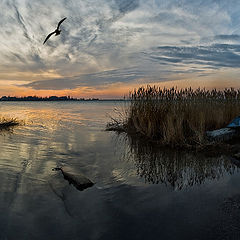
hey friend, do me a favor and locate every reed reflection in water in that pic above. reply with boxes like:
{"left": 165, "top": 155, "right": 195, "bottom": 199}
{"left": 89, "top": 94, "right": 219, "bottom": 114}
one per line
{"left": 118, "top": 134, "right": 237, "bottom": 189}
{"left": 1, "top": 102, "right": 240, "bottom": 239}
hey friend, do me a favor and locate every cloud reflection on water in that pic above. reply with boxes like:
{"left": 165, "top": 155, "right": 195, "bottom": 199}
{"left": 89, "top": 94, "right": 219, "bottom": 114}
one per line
{"left": 0, "top": 102, "right": 240, "bottom": 239}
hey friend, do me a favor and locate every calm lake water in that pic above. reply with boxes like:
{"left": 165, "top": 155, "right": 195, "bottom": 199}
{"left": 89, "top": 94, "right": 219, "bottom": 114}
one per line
{"left": 0, "top": 101, "right": 240, "bottom": 240}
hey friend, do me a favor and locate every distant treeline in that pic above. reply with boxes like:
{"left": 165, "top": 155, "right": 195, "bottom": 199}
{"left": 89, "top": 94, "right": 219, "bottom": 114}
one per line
{"left": 0, "top": 96, "right": 100, "bottom": 101}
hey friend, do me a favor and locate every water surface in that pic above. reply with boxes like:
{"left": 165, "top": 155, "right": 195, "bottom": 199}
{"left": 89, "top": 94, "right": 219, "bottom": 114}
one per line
{"left": 0, "top": 101, "right": 240, "bottom": 240}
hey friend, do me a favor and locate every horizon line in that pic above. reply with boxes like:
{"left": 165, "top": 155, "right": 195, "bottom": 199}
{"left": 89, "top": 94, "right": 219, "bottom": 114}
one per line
{"left": 0, "top": 95, "right": 126, "bottom": 101}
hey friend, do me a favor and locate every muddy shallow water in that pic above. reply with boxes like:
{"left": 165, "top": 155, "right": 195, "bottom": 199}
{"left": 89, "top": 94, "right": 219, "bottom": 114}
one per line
{"left": 0, "top": 101, "right": 240, "bottom": 240}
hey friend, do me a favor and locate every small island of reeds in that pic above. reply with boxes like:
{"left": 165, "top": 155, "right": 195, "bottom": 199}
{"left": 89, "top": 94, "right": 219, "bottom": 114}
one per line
{"left": 107, "top": 86, "right": 240, "bottom": 148}
{"left": 0, "top": 117, "right": 20, "bottom": 130}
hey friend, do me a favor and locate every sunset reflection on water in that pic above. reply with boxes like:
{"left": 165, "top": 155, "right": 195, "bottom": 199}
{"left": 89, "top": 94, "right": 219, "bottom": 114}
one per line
{"left": 0, "top": 101, "right": 240, "bottom": 239}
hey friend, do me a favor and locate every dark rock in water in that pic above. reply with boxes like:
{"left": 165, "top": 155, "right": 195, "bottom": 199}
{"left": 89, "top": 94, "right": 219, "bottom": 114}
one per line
{"left": 52, "top": 166, "right": 94, "bottom": 191}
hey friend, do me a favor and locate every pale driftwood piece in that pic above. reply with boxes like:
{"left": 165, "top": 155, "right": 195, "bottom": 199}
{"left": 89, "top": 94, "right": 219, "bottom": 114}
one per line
{"left": 53, "top": 166, "right": 94, "bottom": 191}
{"left": 206, "top": 128, "right": 238, "bottom": 142}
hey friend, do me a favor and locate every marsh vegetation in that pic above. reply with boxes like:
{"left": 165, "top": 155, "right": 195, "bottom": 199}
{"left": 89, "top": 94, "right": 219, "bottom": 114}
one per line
{"left": 107, "top": 86, "right": 240, "bottom": 147}
{"left": 0, "top": 117, "right": 20, "bottom": 130}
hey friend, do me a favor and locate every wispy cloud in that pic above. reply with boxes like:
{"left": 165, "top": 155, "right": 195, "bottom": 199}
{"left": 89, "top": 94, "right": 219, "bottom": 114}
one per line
{"left": 143, "top": 44, "right": 240, "bottom": 69}
{"left": 1, "top": 0, "right": 240, "bottom": 95}
{"left": 20, "top": 67, "right": 147, "bottom": 90}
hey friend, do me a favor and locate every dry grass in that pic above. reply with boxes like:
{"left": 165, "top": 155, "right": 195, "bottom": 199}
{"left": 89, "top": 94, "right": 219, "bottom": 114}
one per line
{"left": 107, "top": 86, "right": 240, "bottom": 146}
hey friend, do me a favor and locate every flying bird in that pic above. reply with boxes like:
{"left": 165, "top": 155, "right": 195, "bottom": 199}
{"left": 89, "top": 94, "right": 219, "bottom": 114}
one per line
{"left": 43, "top": 17, "right": 67, "bottom": 45}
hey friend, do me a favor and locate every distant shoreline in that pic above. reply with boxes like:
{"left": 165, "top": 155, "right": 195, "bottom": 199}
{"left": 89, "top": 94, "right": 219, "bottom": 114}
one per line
{"left": 0, "top": 96, "right": 126, "bottom": 101}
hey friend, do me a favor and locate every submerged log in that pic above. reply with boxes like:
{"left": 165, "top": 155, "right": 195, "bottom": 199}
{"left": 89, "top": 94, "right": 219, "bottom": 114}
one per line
{"left": 53, "top": 166, "right": 94, "bottom": 191}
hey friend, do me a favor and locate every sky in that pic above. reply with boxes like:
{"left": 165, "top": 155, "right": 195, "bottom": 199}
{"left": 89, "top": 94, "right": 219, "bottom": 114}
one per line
{"left": 1, "top": 0, "right": 240, "bottom": 98}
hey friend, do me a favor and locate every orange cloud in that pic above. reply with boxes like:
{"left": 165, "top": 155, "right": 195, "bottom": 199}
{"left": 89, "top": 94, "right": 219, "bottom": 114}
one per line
{"left": 1, "top": 71, "right": 240, "bottom": 99}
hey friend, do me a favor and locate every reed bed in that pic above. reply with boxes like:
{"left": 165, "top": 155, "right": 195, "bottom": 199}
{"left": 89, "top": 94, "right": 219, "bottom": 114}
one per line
{"left": 107, "top": 86, "right": 240, "bottom": 147}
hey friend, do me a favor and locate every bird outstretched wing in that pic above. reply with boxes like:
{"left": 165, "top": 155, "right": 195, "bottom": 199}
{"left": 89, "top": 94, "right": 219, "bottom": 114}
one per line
{"left": 57, "top": 17, "right": 67, "bottom": 30}
{"left": 43, "top": 31, "right": 56, "bottom": 44}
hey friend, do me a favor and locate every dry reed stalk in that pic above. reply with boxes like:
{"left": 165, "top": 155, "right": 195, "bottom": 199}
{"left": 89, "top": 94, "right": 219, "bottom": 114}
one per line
{"left": 107, "top": 86, "right": 240, "bottom": 146}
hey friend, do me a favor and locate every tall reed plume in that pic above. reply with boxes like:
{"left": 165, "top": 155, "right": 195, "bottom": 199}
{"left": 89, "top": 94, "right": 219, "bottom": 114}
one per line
{"left": 107, "top": 86, "right": 240, "bottom": 146}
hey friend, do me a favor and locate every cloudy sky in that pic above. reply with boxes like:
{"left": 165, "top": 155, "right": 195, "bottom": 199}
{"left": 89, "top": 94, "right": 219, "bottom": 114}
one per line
{"left": 1, "top": 0, "right": 240, "bottom": 98}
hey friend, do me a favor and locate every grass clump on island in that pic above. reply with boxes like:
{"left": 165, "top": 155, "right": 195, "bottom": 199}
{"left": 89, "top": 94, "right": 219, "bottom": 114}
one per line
{"left": 107, "top": 86, "right": 240, "bottom": 147}
{"left": 0, "top": 117, "right": 20, "bottom": 130}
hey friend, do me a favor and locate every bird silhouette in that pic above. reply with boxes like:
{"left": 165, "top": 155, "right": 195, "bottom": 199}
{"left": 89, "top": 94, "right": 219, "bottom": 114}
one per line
{"left": 43, "top": 17, "right": 67, "bottom": 44}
